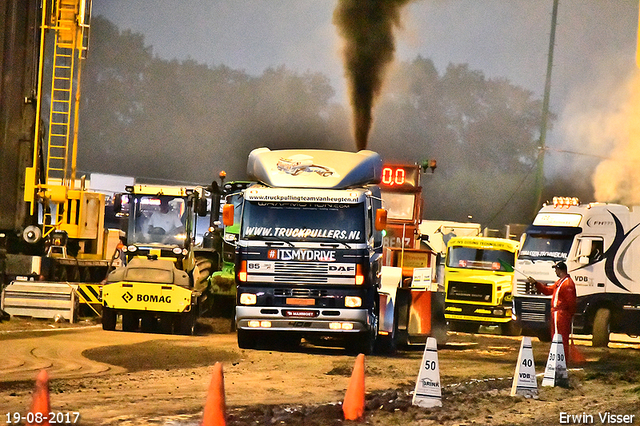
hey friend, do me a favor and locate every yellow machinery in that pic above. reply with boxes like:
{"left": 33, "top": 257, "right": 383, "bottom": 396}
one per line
{"left": 0, "top": 0, "right": 120, "bottom": 321}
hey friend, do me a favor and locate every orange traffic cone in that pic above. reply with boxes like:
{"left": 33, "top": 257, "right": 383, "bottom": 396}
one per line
{"left": 28, "top": 370, "right": 50, "bottom": 426}
{"left": 343, "top": 354, "right": 366, "bottom": 421}
{"left": 569, "top": 338, "right": 586, "bottom": 366}
{"left": 202, "top": 362, "right": 226, "bottom": 426}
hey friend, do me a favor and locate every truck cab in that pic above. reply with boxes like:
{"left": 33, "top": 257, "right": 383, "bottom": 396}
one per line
{"left": 444, "top": 236, "right": 519, "bottom": 335}
{"left": 227, "top": 148, "right": 387, "bottom": 353}
{"left": 512, "top": 197, "right": 640, "bottom": 346}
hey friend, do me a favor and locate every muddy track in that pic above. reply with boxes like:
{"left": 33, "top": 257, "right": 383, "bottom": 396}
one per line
{"left": 1, "top": 318, "right": 639, "bottom": 425}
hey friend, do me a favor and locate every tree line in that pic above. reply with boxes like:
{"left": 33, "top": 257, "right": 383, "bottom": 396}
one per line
{"left": 77, "top": 16, "right": 592, "bottom": 227}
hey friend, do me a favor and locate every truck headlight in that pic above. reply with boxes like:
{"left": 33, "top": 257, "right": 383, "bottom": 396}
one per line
{"left": 345, "top": 296, "right": 362, "bottom": 308}
{"left": 239, "top": 293, "right": 257, "bottom": 305}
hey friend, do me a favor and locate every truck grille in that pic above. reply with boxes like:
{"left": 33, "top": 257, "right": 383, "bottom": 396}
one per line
{"left": 519, "top": 301, "right": 547, "bottom": 323}
{"left": 522, "top": 301, "right": 546, "bottom": 312}
{"left": 274, "top": 288, "right": 328, "bottom": 297}
{"left": 521, "top": 312, "right": 546, "bottom": 322}
{"left": 447, "top": 281, "right": 492, "bottom": 303}
{"left": 275, "top": 262, "right": 329, "bottom": 274}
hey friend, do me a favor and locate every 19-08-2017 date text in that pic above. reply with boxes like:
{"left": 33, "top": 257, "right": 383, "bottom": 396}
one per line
{"left": 5, "top": 412, "right": 80, "bottom": 424}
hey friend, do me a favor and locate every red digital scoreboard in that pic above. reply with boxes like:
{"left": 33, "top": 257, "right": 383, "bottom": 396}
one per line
{"left": 379, "top": 164, "right": 420, "bottom": 191}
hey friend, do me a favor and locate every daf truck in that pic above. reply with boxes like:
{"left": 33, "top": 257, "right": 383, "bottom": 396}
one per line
{"left": 224, "top": 148, "right": 387, "bottom": 353}
{"left": 512, "top": 197, "right": 640, "bottom": 346}
{"left": 444, "top": 236, "right": 519, "bottom": 335}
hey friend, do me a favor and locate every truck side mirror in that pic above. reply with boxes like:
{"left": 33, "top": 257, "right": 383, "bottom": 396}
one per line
{"left": 222, "top": 203, "right": 234, "bottom": 226}
{"left": 375, "top": 208, "right": 387, "bottom": 231}
{"left": 196, "top": 196, "right": 208, "bottom": 217}
{"left": 113, "top": 193, "right": 122, "bottom": 213}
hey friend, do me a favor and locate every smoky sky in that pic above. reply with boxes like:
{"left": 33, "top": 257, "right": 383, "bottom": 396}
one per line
{"left": 91, "top": 0, "right": 637, "bottom": 175}
{"left": 333, "top": 0, "right": 412, "bottom": 151}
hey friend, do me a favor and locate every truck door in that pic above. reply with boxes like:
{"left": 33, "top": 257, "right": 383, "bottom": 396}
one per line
{"left": 572, "top": 236, "right": 605, "bottom": 297}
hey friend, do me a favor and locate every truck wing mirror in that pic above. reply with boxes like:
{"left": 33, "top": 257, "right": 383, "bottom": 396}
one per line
{"left": 113, "top": 193, "right": 122, "bottom": 213}
{"left": 375, "top": 208, "right": 387, "bottom": 231}
{"left": 222, "top": 204, "right": 234, "bottom": 226}
{"left": 196, "top": 196, "right": 208, "bottom": 217}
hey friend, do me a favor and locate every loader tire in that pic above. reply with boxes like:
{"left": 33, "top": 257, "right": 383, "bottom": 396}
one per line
{"left": 176, "top": 311, "right": 196, "bottom": 336}
{"left": 101, "top": 307, "right": 116, "bottom": 331}
{"left": 194, "top": 256, "right": 214, "bottom": 293}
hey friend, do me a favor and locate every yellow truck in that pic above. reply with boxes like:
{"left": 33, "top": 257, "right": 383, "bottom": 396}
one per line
{"left": 444, "top": 236, "right": 520, "bottom": 335}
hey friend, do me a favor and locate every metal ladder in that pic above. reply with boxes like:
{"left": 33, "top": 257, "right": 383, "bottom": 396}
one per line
{"left": 43, "top": 0, "right": 91, "bottom": 237}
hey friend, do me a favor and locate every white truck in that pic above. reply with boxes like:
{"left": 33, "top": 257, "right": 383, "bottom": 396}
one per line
{"left": 512, "top": 197, "right": 640, "bottom": 346}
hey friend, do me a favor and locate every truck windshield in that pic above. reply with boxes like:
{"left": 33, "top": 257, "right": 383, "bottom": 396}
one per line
{"left": 130, "top": 196, "right": 188, "bottom": 246}
{"left": 446, "top": 247, "right": 515, "bottom": 272}
{"left": 519, "top": 228, "right": 577, "bottom": 261}
{"left": 242, "top": 201, "right": 366, "bottom": 243}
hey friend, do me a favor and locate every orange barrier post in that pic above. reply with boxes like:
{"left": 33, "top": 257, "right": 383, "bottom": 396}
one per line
{"left": 342, "top": 353, "right": 365, "bottom": 421}
{"left": 202, "top": 362, "right": 226, "bottom": 426}
{"left": 569, "top": 338, "right": 586, "bottom": 366}
{"left": 27, "top": 370, "right": 50, "bottom": 426}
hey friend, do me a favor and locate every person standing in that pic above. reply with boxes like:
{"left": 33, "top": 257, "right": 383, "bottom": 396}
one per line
{"left": 527, "top": 262, "right": 577, "bottom": 360}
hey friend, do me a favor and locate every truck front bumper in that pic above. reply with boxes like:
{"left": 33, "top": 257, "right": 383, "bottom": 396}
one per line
{"left": 444, "top": 302, "right": 512, "bottom": 324}
{"left": 235, "top": 306, "right": 370, "bottom": 333}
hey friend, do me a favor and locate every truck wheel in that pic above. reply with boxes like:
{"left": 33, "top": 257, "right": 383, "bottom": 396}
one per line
{"left": 431, "top": 320, "right": 449, "bottom": 347}
{"left": 237, "top": 329, "right": 259, "bottom": 349}
{"left": 502, "top": 321, "right": 522, "bottom": 336}
{"left": 176, "top": 311, "right": 196, "bottom": 335}
{"left": 375, "top": 327, "right": 397, "bottom": 355}
{"left": 102, "top": 307, "right": 116, "bottom": 331}
{"left": 348, "top": 330, "right": 375, "bottom": 355}
{"left": 592, "top": 308, "right": 611, "bottom": 347}
{"left": 536, "top": 329, "right": 552, "bottom": 342}
{"left": 449, "top": 321, "right": 478, "bottom": 334}
{"left": 122, "top": 312, "right": 138, "bottom": 332}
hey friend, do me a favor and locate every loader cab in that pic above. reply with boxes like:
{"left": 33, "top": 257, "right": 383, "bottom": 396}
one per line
{"left": 121, "top": 185, "right": 203, "bottom": 267}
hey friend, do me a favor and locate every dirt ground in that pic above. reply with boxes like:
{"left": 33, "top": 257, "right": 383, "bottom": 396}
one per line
{"left": 0, "top": 316, "right": 639, "bottom": 426}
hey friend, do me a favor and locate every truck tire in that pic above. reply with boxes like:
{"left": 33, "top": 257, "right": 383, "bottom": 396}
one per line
{"left": 237, "top": 329, "right": 259, "bottom": 349}
{"left": 535, "top": 329, "right": 552, "bottom": 342}
{"left": 102, "top": 307, "right": 116, "bottom": 331}
{"left": 348, "top": 330, "right": 376, "bottom": 355}
{"left": 122, "top": 312, "right": 138, "bottom": 332}
{"left": 501, "top": 321, "right": 522, "bottom": 336}
{"left": 375, "top": 326, "right": 397, "bottom": 355}
{"left": 449, "top": 321, "right": 478, "bottom": 334}
{"left": 431, "top": 320, "right": 449, "bottom": 347}
{"left": 592, "top": 308, "right": 611, "bottom": 348}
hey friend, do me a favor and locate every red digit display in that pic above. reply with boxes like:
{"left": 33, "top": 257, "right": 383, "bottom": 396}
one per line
{"left": 380, "top": 165, "right": 419, "bottom": 189}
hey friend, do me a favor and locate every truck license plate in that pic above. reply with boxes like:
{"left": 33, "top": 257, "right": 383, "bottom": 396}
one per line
{"left": 284, "top": 310, "right": 318, "bottom": 317}
{"left": 286, "top": 298, "right": 315, "bottom": 306}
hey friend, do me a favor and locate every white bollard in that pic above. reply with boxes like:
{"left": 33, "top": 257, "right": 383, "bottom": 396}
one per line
{"left": 412, "top": 337, "right": 442, "bottom": 408}
{"left": 510, "top": 336, "right": 538, "bottom": 397}
{"left": 542, "top": 333, "right": 568, "bottom": 388}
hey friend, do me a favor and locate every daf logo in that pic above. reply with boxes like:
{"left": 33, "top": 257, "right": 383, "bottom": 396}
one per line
{"left": 329, "top": 265, "right": 355, "bottom": 272}
{"left": 122, "top": 291, "right": 133, "bottom": 303}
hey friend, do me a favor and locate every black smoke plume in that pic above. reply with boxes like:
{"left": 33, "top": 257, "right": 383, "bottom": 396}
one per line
{"left": 333, "top": 0, "right": 411, "bottom": 151}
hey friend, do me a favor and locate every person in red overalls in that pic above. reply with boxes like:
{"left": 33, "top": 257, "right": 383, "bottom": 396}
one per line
{"left": 527, "top": 262, "right": 577, "bottom": 360}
